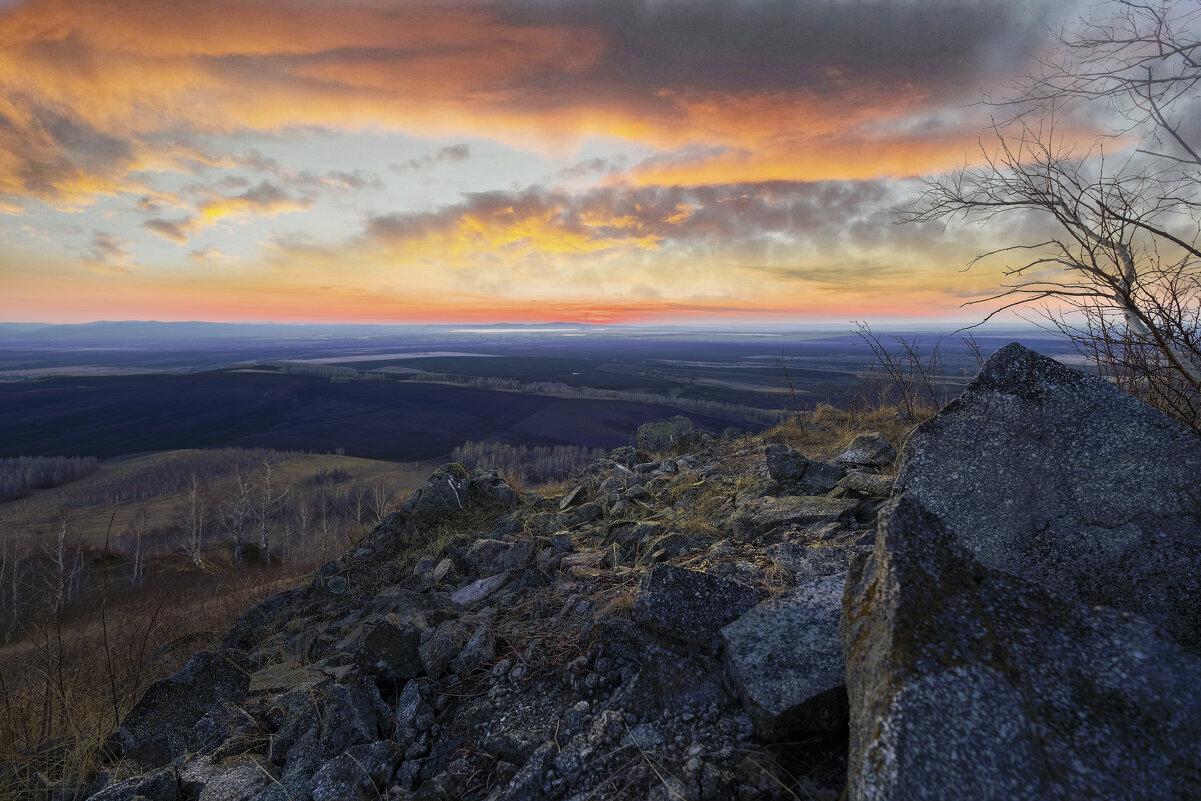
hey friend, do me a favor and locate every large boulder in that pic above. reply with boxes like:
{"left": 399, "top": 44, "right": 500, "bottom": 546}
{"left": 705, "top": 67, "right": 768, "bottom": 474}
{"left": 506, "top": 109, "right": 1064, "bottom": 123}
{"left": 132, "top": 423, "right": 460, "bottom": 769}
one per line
{"left": 897, "top": 342, "right": 1201, "bottom": 652}
{"left": 632, "top": 563, "right": 758, "bottom": 649}
{"left": 119, "top": 650, "right": 250, "bottom": 767}
{"left": 841, "top": 496, "right": 1201, "bottom": 801}
{"left": 402, "top": 464, "right": 519, "bottom": 526}
{"left": 721, "top": 574, "right": 847, "bottom": 739}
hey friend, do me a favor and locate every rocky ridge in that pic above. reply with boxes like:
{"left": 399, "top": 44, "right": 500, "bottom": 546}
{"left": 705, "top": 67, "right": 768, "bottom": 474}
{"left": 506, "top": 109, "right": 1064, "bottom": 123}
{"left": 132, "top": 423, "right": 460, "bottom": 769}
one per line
{"left": 70, "top": 344, "right": 1201, "bottom": 801}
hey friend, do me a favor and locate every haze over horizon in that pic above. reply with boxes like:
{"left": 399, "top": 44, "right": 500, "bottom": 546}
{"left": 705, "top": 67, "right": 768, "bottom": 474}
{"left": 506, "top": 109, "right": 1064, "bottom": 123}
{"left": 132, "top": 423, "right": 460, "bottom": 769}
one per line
{"left": 1, "top": 0, "right": 1084, "bottom": 326}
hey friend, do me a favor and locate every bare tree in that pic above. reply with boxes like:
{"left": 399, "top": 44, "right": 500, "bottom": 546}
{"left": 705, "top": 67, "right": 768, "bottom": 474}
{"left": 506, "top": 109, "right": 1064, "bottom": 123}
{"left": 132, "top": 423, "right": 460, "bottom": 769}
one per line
{"left": 221, "top": 470, "right": 255, "bottom": 570}
{"left": 901, "top": 0, "right": 1200, "bottom": 429}
{"left": 853, "top": 322, "right": 947, "bottom": 419}
{"left": 43, "top": 511, "right": 84, "bottom": 617}
{"left": 126, "top": 508, "right": 148, "bottom": 586}
{"left": 175, "top": 474, "right": 209, "bottom": 567}
{"left": 251, "top": 459, "right": 291, "bottom": 566}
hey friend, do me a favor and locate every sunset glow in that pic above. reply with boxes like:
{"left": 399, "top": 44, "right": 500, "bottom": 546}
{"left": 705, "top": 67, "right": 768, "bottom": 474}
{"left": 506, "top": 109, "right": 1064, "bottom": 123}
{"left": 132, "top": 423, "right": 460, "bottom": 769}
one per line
{"left": 0, "top": 0, "right": 1072, "bottom": 324}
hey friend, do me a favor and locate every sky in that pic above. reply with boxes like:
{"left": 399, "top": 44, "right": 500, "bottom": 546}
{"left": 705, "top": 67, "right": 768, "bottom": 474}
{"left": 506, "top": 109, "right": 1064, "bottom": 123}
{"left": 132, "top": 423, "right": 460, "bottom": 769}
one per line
{"left": 0, "top": 0, "right": 1079, "bottom": 325}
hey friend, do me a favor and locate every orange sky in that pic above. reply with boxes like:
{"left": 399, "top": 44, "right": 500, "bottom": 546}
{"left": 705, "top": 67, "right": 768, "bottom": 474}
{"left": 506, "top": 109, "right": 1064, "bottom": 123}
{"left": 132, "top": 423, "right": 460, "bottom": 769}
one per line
{"left": 0, "top": 0, "right": 1071, "bottom": 324}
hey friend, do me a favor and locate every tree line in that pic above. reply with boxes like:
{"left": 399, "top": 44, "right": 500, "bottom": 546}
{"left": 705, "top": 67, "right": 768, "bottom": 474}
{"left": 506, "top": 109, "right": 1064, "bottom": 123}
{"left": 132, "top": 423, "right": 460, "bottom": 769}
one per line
{"left": 450, "top": 441, "right": 605, "bottom": 484}
{"left": 0, "top": 456, "right": 98, "bottom": 503}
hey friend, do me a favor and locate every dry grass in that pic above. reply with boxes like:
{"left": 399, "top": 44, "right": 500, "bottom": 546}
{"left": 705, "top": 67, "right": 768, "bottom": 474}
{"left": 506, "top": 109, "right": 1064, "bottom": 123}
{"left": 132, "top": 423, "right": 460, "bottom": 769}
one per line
{"left": 0, "top": 559, "right": 313, "bottom": 800}
{"left": 764, "top": 402, "right": 929, "bottom": 470}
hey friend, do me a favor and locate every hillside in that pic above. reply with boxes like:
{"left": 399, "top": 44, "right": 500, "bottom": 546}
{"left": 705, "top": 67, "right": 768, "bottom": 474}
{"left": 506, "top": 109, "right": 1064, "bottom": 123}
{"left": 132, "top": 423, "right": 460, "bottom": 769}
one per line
{"left": 7, "top": 344, "right": 1201, "bottom": 801}
{"left": 0, "top": 450, "right": 428, "bottom": 551}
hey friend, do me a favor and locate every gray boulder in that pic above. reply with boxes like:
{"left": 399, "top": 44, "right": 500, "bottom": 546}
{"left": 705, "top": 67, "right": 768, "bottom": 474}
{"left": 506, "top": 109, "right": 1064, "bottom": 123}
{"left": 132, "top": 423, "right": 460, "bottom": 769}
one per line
{"left": 189, "top": 698, "right": 258, "bottom": 757}
{"left": 559, "top": 484, "right": 587, "bottom": 509}
{"left": 355, "top": 622, "right": 424, "bottom": 685}
{"left": 637, "top": 415, "right": 694, "bottom": 451}
{"left": 792, "top": 459, "right": 846, "bottom": 494}
{"left": 632, "top": 563, "right": 758, "bottom": 648}
{"left": 835, "top": 432, "right": 896, "bottom": 467}
{"left": 466, "top": 538, "right": 535, "bottom": 576}
{"left": 402, "top": 464, "right": 519, "bottom": 526}
{"left": 270, "top": 676, "right": 389, "bottom": 800}
{"left": 722, "top": 574, "right": 847, "bottom": 739}
{"left": 419, "top": 619, "right": 476, "bottom": 679}
{"left": 88, "top": 767, "right": 179, "bottom": 801}
{"left": 897, "top": 342, "right": 1201, "bottom": 653}
{"left": 310, "top": 740, "right": 404, "bottom": 801}
{"left": 734, "top": 496, "right": 859, "bottom": 538}
{"left": 764, "top": 443, "right": 808, "bottom": 481}
{"left": 221, "top": 587, "right": 306, "bottom": 651}
{"left": 179, "top": 754, "right": 272, "bottom": 801}
{"left": 841, "top": 496, "right": 1201, "bottom": 801}
{"left": 450, "top": 621, "right": 496, "bottom": 675}
{"left": 120, "top": 650, "right": 250, "bottom": 767}
{"left": 403, "top": 463, "right": 473, "bottom": 523}
{"left": 451, "top": 571, "right": 510, "bottom": 606}
{"left": 767, "top": 531, "right": 873, "bottom": 580}
{"left": 837, "top": 471, "right": 894, "bottom": 498}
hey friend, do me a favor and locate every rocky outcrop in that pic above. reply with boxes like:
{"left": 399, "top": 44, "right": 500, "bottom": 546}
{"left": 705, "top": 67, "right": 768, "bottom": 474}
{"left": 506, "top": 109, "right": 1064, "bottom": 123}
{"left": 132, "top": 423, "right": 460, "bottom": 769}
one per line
{"left": 80, "top": 422, "right": 876, "bottom": 801}
{"left": 85, "top": 375, "right": 1201, "bottom": 801}
{"left": 842, "top": 496, "right": 1201, "bottom": 801}
{"left": 897, "top": 342, "right": 1201, "bottom": 652}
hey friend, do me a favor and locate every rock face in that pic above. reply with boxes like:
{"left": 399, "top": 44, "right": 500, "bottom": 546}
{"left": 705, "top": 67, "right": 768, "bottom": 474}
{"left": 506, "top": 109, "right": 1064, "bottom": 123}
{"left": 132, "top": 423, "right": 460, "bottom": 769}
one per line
{"left": 632, "top": 563, "right": 758, "bottom": 648}
{"left": 722, "top": 573, "right": 847, "bottom": 739}
{"left": 841, "top": 496, "right": 1201, "bottom": 801}
{"left": 897, "top": 342, "right": 1201, "bottom": 653}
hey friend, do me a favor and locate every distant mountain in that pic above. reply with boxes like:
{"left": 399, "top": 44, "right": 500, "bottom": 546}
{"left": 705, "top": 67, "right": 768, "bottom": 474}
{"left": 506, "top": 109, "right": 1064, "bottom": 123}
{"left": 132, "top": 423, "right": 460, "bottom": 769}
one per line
{"left": 0, "top": 323, "right": 52, "bottom": 336}
{"left": 0, "top": 321, "right": 448, "bottom": 340}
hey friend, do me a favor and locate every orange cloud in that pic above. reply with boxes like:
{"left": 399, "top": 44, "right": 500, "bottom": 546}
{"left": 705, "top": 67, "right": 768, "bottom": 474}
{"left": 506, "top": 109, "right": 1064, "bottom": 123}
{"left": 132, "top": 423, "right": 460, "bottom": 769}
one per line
{"left": 0, "top": 0, "right": 1046, "bottom": 207}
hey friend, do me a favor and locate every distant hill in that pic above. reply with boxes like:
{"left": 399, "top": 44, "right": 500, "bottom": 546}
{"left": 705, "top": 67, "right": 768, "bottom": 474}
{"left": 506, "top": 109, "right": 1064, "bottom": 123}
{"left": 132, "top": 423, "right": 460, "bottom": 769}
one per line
{"left": 0, "top": 321, "right": 603, "bottom": 340}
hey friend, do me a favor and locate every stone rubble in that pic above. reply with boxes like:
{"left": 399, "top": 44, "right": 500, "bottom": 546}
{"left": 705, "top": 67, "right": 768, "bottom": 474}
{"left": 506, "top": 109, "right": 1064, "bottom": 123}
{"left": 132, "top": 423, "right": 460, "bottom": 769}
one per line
{"left": 72, "top": 343, "right": 1201, "bottom": 801}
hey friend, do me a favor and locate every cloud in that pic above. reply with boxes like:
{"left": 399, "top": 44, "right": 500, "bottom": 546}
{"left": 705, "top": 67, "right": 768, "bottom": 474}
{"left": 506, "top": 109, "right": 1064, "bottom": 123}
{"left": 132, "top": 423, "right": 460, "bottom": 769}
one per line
{"left": 81, "top": 230, "right": 132, "bottom": 272}
{"left": 188, "top": 246, "right": 233, "bottom": 263}
{"left": 391, "top": 144, "right": 473, "bottom": 173}
{"left": 139, "top": 180, "right": 311, "bottom": 243}
{"left": 363, "top": 180, "right": 904, "bottom": 259}
{"left": 0, "top": 0, "right": 1068, "bottom": 207}
{"left": 142, "top": 216, "right": 195, "bottom": 244}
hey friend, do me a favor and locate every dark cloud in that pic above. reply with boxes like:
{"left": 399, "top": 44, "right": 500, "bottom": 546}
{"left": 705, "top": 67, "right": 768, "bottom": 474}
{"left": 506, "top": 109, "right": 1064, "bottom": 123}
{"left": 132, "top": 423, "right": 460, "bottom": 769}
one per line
{"left": 391, "top": 144, "right": 473, "bottom": 173}
{"left": 365, "top": 179, "right": 899, "bottom": 252}
{"left": 231, "top": 151, "right": 383, "bottom": 191}
{"left": 556, "top": 157, "right": 625, "bottom": 180}
{"left": 324, "top": 169, "right": 384, "bottom": 190}
{"left": 0, "top": 100, "right": 138, "bottom": 202}
{"left": 82, "top": 230, "right": 132, "bottom": 271}
{"left": 142, "top": 217, "right": 194, "bottom": 244}
{"left": 500, "top": 0, "right": 1057, "bottom": 97}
